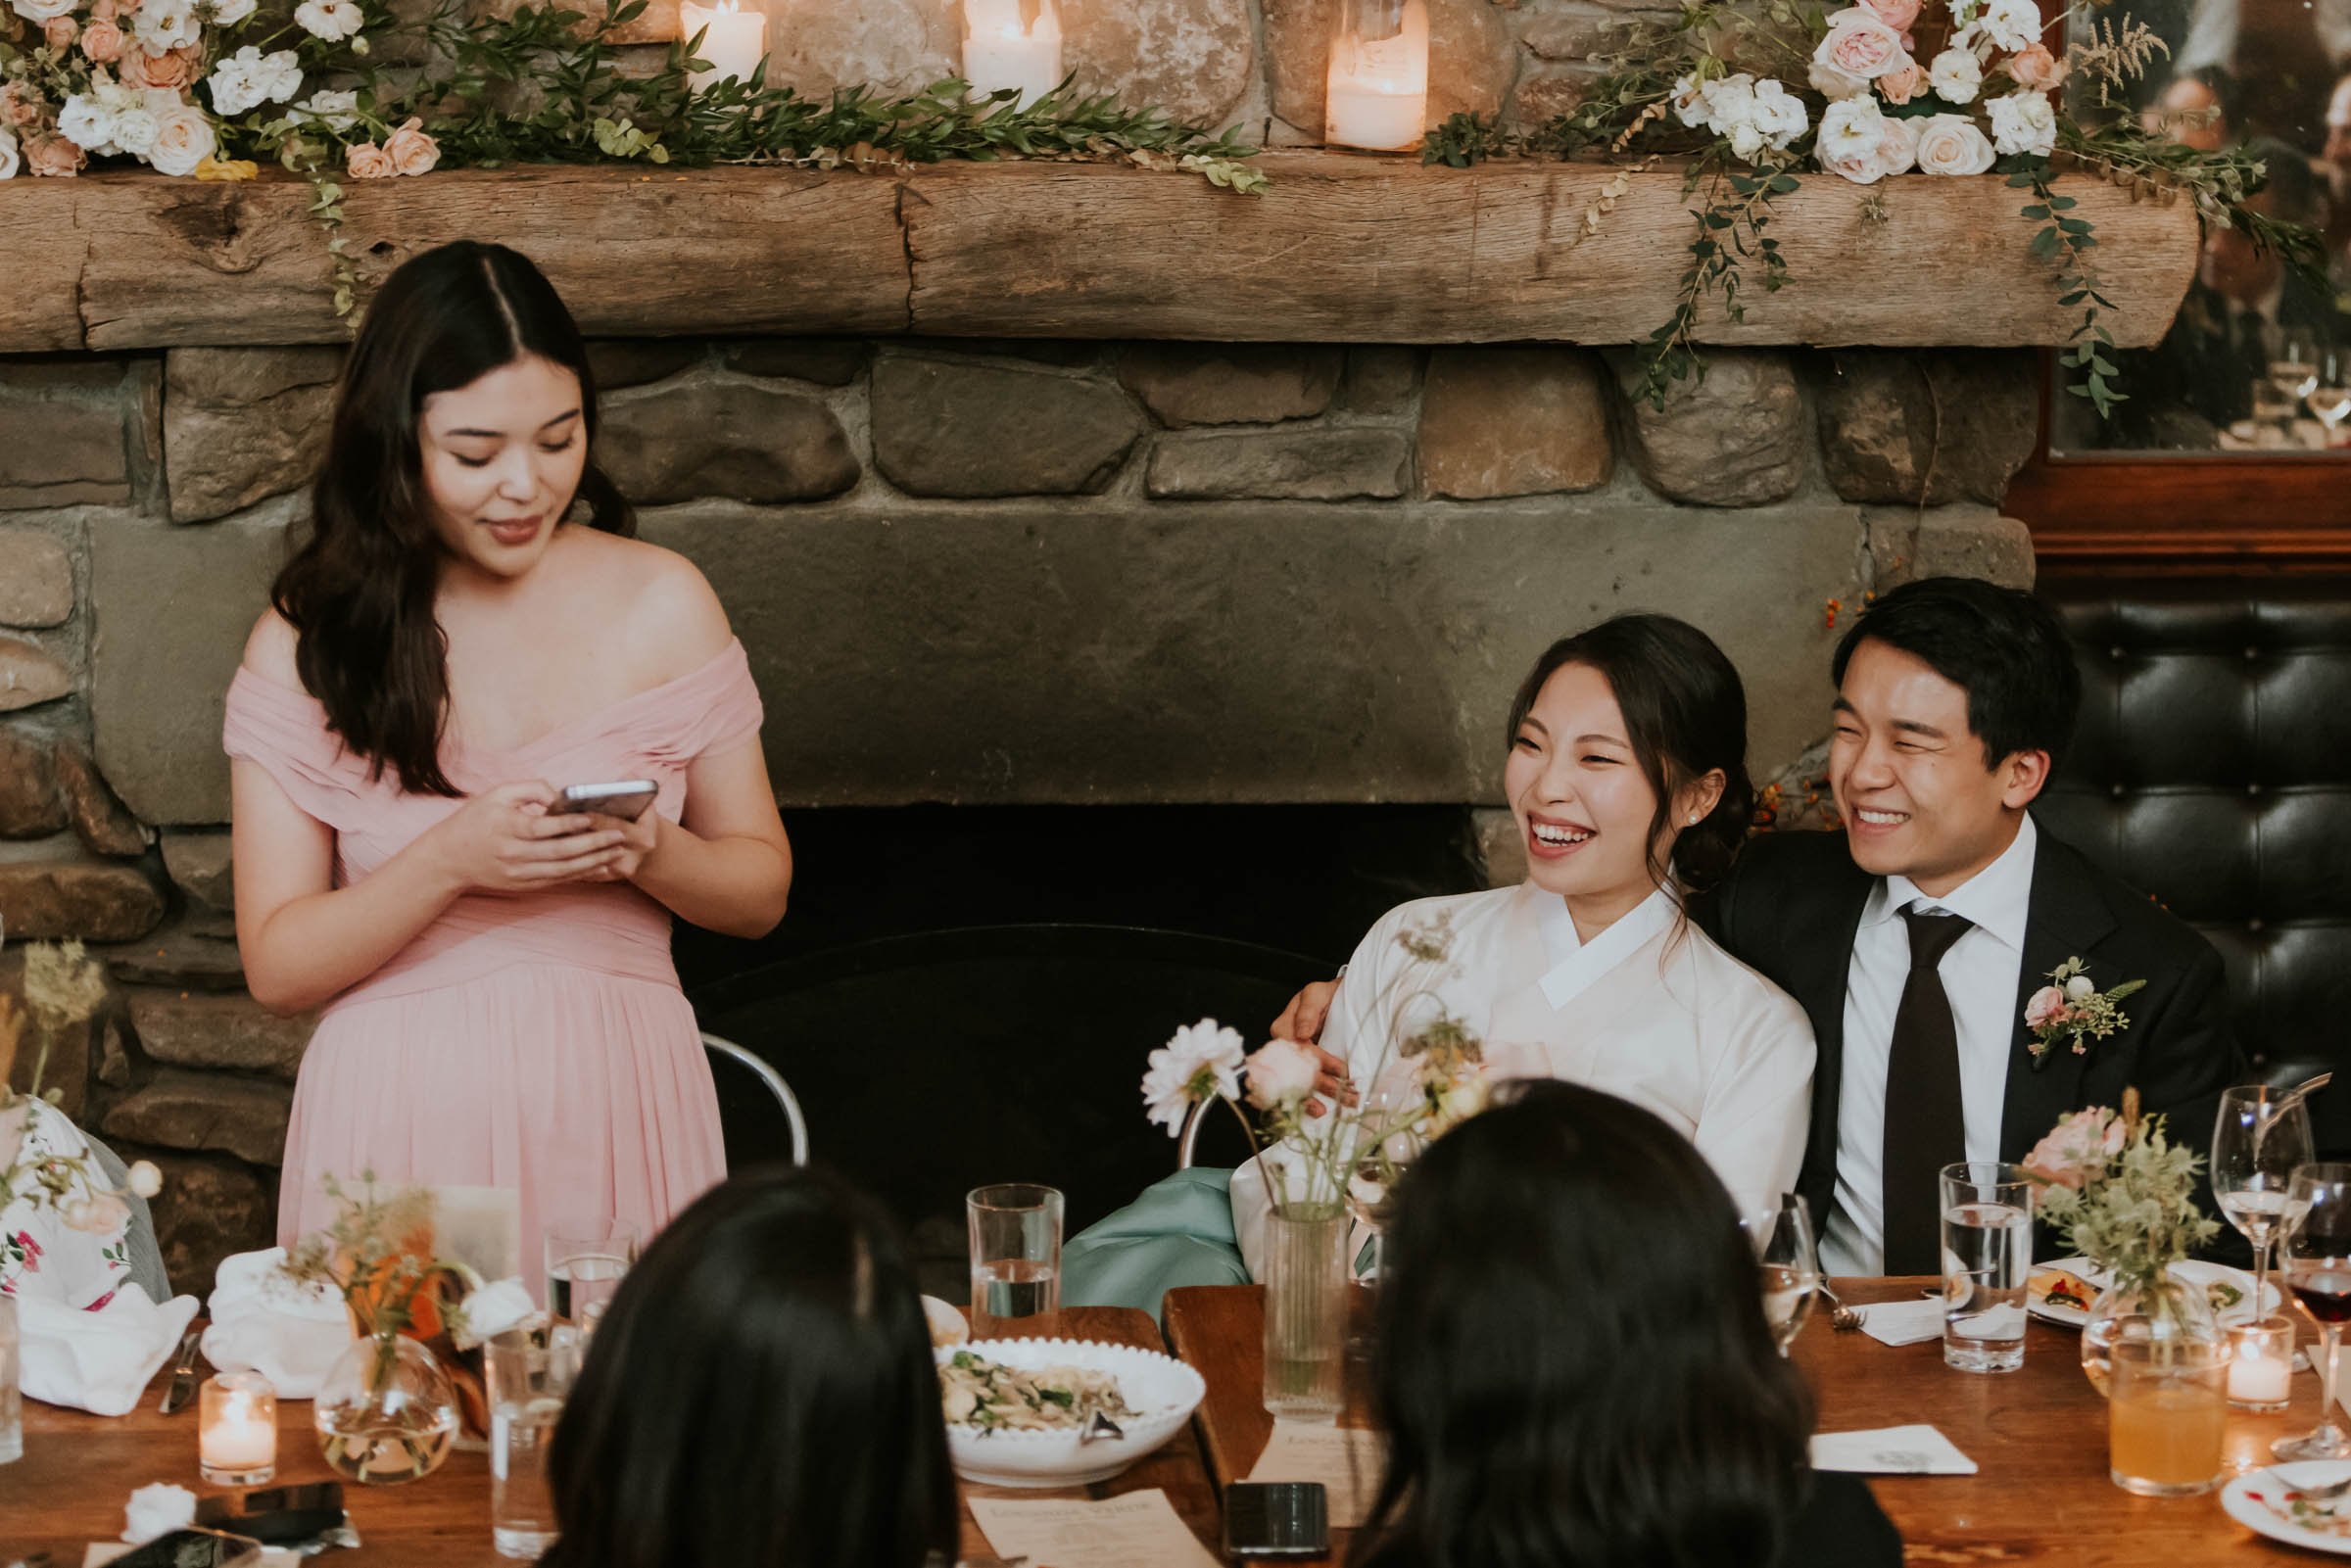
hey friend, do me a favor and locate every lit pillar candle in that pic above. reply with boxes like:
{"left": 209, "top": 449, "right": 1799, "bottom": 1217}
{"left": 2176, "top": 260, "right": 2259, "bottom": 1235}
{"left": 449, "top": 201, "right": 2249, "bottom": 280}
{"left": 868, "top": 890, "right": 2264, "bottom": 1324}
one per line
{"left": 199, "top": 1372, "right": 278, "bottom": 1486}
{"left": 679, "top": 0, "right": 767, "bottom": 92}
{"left": 963, "top": 0, "right": 1062, "bottom": 110}
{"left": 1324, "top": 0, "right": 1429, "bottom": 152}
{"left": 2228, "top": 1316, "right": 2295, "bottom": 1410}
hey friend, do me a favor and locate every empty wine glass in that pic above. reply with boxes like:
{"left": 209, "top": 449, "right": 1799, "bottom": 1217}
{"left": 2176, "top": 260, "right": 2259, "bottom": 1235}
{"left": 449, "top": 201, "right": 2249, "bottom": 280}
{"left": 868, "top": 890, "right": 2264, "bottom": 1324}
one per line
{"left": 1742, "top": 1193, "right": 1821, "bottom": 1355}
{"left": 2213, "top": 1085, "right": 2313, "bottom": 1322}
{"left": 2308, "top": 350, "right": 2351, "bottom": 449}
{"left": 2275, "top": 1164, "right": 2351, "bottom": 1461}
{"left": 2267, "top": 332, "right": 2322, "bottom": 444}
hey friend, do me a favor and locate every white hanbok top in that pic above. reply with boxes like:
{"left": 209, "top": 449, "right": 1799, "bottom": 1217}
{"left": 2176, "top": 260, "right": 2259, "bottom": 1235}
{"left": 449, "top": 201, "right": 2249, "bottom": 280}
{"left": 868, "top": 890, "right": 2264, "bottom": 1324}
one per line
{"left": 1231, "top": 881, "right": 1817, "bottom": 1277}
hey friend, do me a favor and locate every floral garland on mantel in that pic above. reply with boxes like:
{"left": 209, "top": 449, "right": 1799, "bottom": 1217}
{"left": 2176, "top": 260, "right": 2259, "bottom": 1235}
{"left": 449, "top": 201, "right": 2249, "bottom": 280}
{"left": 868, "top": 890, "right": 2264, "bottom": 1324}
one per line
{"left": 0, "top": 0, "right": 1267, "bottom": 184}
{"left": 1423, "top": 0, "right": 2324, "bottom": 413}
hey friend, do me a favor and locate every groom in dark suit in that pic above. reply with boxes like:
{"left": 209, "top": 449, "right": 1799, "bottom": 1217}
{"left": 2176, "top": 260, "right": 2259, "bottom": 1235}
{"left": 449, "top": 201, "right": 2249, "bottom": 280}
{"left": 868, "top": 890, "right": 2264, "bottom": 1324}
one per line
{"left": 1709, "top": 578, "right": 2243, "bottom": 1272}
{"left": 1271, "top": 577, "right": 2244, "bottom": 1274}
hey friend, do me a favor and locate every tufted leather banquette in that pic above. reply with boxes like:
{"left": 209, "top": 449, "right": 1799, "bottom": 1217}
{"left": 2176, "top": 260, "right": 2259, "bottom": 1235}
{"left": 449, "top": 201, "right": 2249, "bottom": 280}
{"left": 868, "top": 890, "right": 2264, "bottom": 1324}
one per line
{"left": 2037, "top": 576, "right": 2351, "bottom": 1151}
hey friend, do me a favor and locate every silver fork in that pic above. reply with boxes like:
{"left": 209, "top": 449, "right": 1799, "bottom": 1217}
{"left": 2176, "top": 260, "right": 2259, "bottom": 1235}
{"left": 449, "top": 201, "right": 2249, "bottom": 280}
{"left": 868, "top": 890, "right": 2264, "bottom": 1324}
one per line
{"left": 1819, "top": 1282, "right": 1864, "bottom": 1332}
{"left": 2254, "top": 1468, "right": 2351, "bottom": 1502}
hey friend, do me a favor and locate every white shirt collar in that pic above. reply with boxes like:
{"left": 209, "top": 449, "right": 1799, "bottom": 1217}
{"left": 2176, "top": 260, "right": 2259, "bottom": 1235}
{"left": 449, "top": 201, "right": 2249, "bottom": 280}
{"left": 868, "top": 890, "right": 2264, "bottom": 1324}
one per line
{"left": 1862, "top": 813, "right": 2038, "bottom": 954}
{"left": 1533, "top": 881, "right": 1682, "bottom": 1010}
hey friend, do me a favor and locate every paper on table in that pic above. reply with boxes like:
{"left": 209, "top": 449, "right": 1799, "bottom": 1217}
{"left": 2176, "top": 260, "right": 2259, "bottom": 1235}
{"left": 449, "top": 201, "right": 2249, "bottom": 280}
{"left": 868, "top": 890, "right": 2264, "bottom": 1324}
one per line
{"left": 1246, "top": 1420, "right": 1386, "bottom": 1529}
{"left": 1854, "top": 1297, "right": 1946, "bottom": 1348}
{"left": 1810, "top": 1424, "right": 1979, "bottom": 1475}
{"left": 968, "top": 1488, "right": 1220, "bottom": 1568}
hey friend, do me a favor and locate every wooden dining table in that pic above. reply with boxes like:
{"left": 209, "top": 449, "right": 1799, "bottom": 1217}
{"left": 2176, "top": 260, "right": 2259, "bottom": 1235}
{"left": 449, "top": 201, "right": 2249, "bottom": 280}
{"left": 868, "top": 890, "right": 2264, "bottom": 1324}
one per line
{"left": 1164, "top": 1277, "right": 2345, "bottom": 1568}
{"left": 3, "top": 1305, "right": 1220, "bottom": 1567}
{"left": 9, "top": 1280, "right": 2342, "bottom": 1567}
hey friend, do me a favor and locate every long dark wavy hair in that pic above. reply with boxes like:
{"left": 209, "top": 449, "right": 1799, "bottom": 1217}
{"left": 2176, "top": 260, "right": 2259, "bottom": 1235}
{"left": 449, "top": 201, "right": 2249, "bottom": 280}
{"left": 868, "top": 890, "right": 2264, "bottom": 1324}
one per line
{"left": 270, "top": 240, "right": 634, "bottom": 796}
{"left": 1505, "top": 613, "right": 1755, "bottom": 896}
{"left": 541, "top": 1167, "right": 959, "bottom": 1568}
{"left": 1354, "top": 1080, "right": 1813, "bottom": 1568}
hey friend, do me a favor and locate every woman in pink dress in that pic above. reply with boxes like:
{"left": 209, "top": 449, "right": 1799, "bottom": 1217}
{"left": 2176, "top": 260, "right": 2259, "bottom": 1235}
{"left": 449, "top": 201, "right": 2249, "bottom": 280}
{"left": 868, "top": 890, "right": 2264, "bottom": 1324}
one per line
{"left": 225, "top": 242, "right": 792, "bottom": 1276}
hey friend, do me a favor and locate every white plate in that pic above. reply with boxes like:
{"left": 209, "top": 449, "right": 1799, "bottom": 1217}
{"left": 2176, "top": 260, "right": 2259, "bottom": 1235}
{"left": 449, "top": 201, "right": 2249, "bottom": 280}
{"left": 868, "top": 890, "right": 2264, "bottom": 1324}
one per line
{"left": 2224, "top": 1462, "right": 2351, "bottom": 1555}
{"left": 2027, "top": 1257, "right": 2279, "bottom": 1328}
{"left": 938, "top": 1337, "right": 1206, "bottom": 1488}
{"left": 922, "top": 1294, "right": 970, "bottom": 1348}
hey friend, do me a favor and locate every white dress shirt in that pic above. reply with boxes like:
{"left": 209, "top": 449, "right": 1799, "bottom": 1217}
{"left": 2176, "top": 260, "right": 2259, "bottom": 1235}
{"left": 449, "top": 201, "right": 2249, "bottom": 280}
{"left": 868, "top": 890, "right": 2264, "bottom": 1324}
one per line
{"left": 1821, "top": 815, "right": 2039, "bottom": 1275}
{"left": 1230, "top": 881, "right": 1817, "bottom": 1276}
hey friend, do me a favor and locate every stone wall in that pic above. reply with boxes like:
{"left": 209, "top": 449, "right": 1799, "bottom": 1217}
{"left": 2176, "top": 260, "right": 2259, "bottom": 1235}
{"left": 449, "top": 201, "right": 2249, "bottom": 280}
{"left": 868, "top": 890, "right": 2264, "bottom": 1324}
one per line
{"left": 0, "top": 335, "right": 2039, "bottom": 1287}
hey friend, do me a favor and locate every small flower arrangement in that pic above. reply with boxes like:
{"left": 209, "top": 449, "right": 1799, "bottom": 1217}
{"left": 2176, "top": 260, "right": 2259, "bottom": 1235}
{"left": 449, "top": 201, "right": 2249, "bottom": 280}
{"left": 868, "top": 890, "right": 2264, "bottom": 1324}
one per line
{"left": 2, "top": 938, "right": 162, "bottom": 1297}
{"left": 2025, "top": 1090, "right": 2218, "bottom": 1295}
{"left": 1139, "top": 916, "right": 1489, "bottom": 1220}
{"left": 2024, "top": 956, "right": 2144, "bottom": 1067}
{"left": 282, "top": 1171, "right": 533, "bottom": 1349}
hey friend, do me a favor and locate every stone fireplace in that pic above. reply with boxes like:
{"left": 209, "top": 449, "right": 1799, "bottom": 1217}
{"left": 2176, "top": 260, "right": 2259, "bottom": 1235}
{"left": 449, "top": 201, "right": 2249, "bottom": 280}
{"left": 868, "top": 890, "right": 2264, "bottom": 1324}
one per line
{"left": 0, "top": 325, "right": 2044, "bottom": 1286}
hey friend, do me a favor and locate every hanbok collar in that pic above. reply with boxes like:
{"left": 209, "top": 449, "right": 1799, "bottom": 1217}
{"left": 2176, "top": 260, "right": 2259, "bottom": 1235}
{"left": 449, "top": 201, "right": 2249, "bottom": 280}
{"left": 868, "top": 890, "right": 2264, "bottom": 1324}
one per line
{"left": 1532, "top": 881, "right": 1682, "bottom": 1011}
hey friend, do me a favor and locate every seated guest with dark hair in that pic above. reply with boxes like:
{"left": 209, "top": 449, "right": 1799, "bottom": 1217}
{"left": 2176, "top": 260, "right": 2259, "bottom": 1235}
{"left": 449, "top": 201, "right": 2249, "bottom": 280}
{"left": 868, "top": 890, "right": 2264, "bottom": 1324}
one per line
{"left": 539, "top": 1167, "right": 958, "bottom": 1568}
{"left": 1357, "top": 1078, "right": 1900, "bottom": 1568}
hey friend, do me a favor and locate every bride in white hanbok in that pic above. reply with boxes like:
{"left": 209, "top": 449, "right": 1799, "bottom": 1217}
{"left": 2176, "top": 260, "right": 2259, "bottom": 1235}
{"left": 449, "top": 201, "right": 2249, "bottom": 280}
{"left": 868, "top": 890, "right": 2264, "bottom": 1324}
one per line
{"left": 1229, "top": 615, "right": 1816, "bottom": 1275}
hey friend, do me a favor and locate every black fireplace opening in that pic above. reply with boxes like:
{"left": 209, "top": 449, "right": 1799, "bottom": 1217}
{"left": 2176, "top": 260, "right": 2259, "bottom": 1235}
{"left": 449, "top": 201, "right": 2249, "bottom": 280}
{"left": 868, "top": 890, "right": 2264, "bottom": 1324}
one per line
{"left": 676, "top": 804, "right": 1485, "bottom": 1291}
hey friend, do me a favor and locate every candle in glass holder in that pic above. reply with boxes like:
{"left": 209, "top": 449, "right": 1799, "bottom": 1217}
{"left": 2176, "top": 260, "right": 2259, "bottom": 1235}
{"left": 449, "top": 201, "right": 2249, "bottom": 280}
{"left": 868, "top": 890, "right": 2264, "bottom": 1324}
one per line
{"left": 679, "top": 0, "right": 766, "bottom": 92}
{"left": 2228, "top": 1315, "right": 2295, "bottom": 1410}
{"left": 1324, "top": 0, "right": 1429, "bottom": 152}
{"left": 199, "top": 1372, "right": 277, "bottom": 1487}
{"left": 963, "top": 0, "right": 1062, "bottom": 110}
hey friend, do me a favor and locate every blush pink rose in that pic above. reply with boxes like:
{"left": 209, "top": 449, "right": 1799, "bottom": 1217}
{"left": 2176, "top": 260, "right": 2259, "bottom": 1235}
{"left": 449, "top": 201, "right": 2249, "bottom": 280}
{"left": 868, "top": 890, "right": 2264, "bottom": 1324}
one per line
{"left": 80, "top": 17, "right": 124, "bottom": 62}
{"left": 345, "top": 139, "right": 393, "bottom": 178}
{"left": 1859, "top": 0, "right": 1923, "bottom": 29}
{"left": 2024, "top": 984, "right": 2067, "bottom": 1029}
{"left": 1821, "top": 9, "right": 1911, "bottom": 78}
{"left": 2022, "top": 1107, "right": 2127, "bottom": 1190}
{"left": 383, "top": 116, "right": 438, "bottom": 176}
{"left": 25, "top": 131, "right": 86, "bottom": 175}
{"left": 90, "top": 0, "right": 117, "bottom": 18}
{"left": 2008, "top": 42, "right": 2064, "bottom": 88}
{"left": 42, "top": 16, "right": 76, "bottom": 48}
{"left": 118, "top": 43, "right": 198, "bottom": 90}
{"left": 0, "top": 84, "right": 45, "bottom": 130}
{"left": 1878, "top": 63, "right": 1925, "bottom": 103}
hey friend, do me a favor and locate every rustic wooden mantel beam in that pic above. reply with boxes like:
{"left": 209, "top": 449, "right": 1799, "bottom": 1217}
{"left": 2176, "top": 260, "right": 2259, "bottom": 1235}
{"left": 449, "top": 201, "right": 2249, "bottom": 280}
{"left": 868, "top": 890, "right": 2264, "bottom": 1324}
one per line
{"left": 0, "top": 152, "right": 2200, "bottom": 354}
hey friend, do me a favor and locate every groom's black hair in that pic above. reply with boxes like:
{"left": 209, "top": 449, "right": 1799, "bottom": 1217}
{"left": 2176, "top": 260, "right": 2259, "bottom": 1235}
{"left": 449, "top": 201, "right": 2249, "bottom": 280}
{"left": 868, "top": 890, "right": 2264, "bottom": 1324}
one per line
{"left": 1832, "top": 576, "right": 2081, "bottom": 770}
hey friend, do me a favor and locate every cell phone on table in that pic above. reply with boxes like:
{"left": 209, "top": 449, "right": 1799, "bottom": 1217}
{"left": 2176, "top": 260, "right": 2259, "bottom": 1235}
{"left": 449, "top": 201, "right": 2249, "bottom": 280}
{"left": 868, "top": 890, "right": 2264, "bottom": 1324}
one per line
{"left": 1223, "top": 1481, "right": 1329, "bottom": 1558}
{"left": 106, "top": 1528, "right": 264, "bottom": 1568}
{"left": 556, "top": 780, "right": 657, "bottom": 822}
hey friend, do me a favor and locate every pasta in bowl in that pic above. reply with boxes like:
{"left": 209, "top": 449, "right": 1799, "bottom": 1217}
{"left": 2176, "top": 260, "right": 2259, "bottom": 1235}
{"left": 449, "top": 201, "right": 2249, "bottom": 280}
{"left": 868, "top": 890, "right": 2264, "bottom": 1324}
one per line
{"left": 936, "top": 1338, "right": 1206, "bottom": 1487}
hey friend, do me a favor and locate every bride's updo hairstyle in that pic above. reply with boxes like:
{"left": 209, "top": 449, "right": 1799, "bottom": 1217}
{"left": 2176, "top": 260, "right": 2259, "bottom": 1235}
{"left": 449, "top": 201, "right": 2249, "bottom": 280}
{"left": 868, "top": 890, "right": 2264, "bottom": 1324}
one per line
{"left": 270, "top": 240, "right": 632, "bottom": 797}
{"left": 1504, "top": 613, "right": 1755, "bottom": 896}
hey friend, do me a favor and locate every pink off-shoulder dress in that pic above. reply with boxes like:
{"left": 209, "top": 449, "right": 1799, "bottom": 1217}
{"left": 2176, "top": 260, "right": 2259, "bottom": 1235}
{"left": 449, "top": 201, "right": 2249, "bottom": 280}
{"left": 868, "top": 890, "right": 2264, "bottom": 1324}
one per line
{"left": 221, "top": 641, "right": 760, "bottom": 1274}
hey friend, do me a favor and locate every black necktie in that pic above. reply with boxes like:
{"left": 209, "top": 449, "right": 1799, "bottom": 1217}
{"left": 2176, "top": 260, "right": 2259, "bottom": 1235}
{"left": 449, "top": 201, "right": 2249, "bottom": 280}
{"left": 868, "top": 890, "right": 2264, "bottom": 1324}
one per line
{"left": 1881, "top": 907, "right": 1973, "bottom": 1274}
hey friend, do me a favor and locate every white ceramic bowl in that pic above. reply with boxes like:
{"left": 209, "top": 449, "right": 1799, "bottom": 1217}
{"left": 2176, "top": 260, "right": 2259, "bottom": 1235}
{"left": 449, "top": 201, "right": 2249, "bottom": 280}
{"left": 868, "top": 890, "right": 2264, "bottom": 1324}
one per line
{"left": 937, "top": 1337, "right": 1206, "bottom": 1488}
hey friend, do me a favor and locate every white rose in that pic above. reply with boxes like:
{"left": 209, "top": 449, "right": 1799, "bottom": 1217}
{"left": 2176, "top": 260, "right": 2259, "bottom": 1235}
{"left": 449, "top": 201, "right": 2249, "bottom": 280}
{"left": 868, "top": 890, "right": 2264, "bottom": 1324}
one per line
{"left": 1986, "top": 85, "right": 2055, "bottom": 156}
{"left": 1928, "top": 46, "right": 1983, "bottom": 105}
{"left": 8, "top": 0, "right": 76, "bottom": 23}
{"left": 1975, "top": 0, "right": 2040, "bottom": 51}
{"left": 126, "top": 1159, "right": 163, "bottom": 1198}
{"left": 1820, "top": 147, "right": 1888, "bottom": 184}
{"left": 209, "top": 0, "right": 257, "bottom": 20}
{"left": 1876, "top": 114, "right": 1919, "bottom": 175}
{"left": 111, "top": 104, "right": 159, "bottom": 156}
{"left": 57, "top": 93, "right": 120, "bottom": 154}
{"left": 1818, "top": 96, "right": 1890, "bottom": 162}
{"left": 133, "top": 0, "right": 200, "bottom": 49}
{"left": 1913, "top": 112, "right": 1996, "bottom": 174}
{"left": 293, "top": 0, "right": 361, "bottom": 39}
{"left": 298, "top": 87, "right": 360, "bottom": 130}
{"left": 1750, "top": 77, "right": 1810, "bottom": 148}
{"left": 0, "top": 127, "right": 18, "bottom": 180}
{"left": 1809, "top": 57, "right": 1872, "bottom": 101}
{"left": 1815, "top": 7, "right": 1913, "bottom": 80}
{"left": 145, "top": 98, "right": 216, "bottom": 174}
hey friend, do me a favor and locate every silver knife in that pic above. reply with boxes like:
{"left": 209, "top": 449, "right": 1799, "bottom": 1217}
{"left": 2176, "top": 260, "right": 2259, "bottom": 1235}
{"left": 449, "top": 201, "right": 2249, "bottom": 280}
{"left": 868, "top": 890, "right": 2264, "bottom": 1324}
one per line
{"left": 157, "top": 1327, "right": 205, "bottom": 1414}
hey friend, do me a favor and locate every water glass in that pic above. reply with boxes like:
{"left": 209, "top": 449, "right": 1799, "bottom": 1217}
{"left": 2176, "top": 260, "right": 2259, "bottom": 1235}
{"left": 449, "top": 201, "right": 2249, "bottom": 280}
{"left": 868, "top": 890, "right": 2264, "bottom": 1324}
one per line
{"left": 0, "top": 1294, "right": 21, "bottom": 1466}
{"left": 2109, "top": 1336, "right": 2229, "bottom": 1497}
{"left": 487, "top": 1328, "right": 578, "bottom": 1559}
{"left": 1939, "top": 1162, "right": 2035, "bottom": 1374}
{"left": 544, "top": 1221, "right": 639, "bottom": 1327}
{"left": 1741, "top": 1193, "right": 1822, "bottom": 1355}
{"left": 967, "top": 1184, "right": 1063, "bottom": 1339}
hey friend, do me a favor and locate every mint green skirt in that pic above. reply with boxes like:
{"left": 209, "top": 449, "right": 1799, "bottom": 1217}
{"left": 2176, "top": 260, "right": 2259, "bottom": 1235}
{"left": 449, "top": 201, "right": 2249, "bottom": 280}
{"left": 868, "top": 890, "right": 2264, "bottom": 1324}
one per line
{"left": 1061, "top": 1167, "right": 1250, "bottom": 1323}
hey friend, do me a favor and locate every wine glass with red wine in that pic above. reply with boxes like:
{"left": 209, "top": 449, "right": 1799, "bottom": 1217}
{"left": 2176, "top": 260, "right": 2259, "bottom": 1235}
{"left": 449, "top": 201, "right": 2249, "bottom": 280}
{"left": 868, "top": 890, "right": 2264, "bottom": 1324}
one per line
{"left": 2276, "top": 1164, "right": 2351, "bottom": 1461}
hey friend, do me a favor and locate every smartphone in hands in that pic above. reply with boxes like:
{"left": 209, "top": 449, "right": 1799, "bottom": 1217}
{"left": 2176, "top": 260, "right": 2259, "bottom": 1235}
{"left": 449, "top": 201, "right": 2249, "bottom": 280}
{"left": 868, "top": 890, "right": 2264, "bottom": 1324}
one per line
{"left": 556, "top": 781, "right": 657, "bottom": 822}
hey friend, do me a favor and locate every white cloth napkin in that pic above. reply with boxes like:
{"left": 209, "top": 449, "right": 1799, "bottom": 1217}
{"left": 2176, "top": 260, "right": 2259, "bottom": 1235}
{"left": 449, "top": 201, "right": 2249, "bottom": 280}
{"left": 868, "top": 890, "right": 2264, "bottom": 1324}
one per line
{"left": 17, "top": 1282, "right": 200, "bottom": 1417}
{"left": 1852, "top": 1297, "right": 1946, "bottom": 1347}
{"left": 1810, "top": 1424, "right": 1979, "bottom": 1475}
{"left": 200, "top": 1247, "right": 354, "bottom": 1401}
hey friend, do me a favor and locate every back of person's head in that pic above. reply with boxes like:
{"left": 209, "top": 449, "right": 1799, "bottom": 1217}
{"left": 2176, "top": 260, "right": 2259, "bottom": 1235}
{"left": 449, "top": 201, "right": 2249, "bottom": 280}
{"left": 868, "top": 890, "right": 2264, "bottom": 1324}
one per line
{"left": 542, "top": 1168, "right": 957, "bottom": 1568}
{"left": 1358, "top": 1081, "right": 1810, "bottom": 1568}
{"left": 1831, "top": 576, "right": 2080, "bottom": 771}
{"left": 1505, "top": 613, "right": 1755, "bottom": 894}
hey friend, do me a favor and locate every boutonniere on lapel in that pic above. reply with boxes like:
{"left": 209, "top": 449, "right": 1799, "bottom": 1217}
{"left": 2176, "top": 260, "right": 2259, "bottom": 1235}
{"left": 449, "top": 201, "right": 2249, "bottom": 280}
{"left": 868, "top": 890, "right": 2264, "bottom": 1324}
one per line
{"left": 2024, "top": 959, "right": 2147, "bottom": 1070}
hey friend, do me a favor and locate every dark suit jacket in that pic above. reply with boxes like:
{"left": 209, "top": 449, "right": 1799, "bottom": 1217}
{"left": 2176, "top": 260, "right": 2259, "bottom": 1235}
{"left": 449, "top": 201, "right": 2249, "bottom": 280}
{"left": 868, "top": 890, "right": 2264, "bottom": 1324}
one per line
{"left": 1702, "top": 821, "right": 2246, "bottom": 1240}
